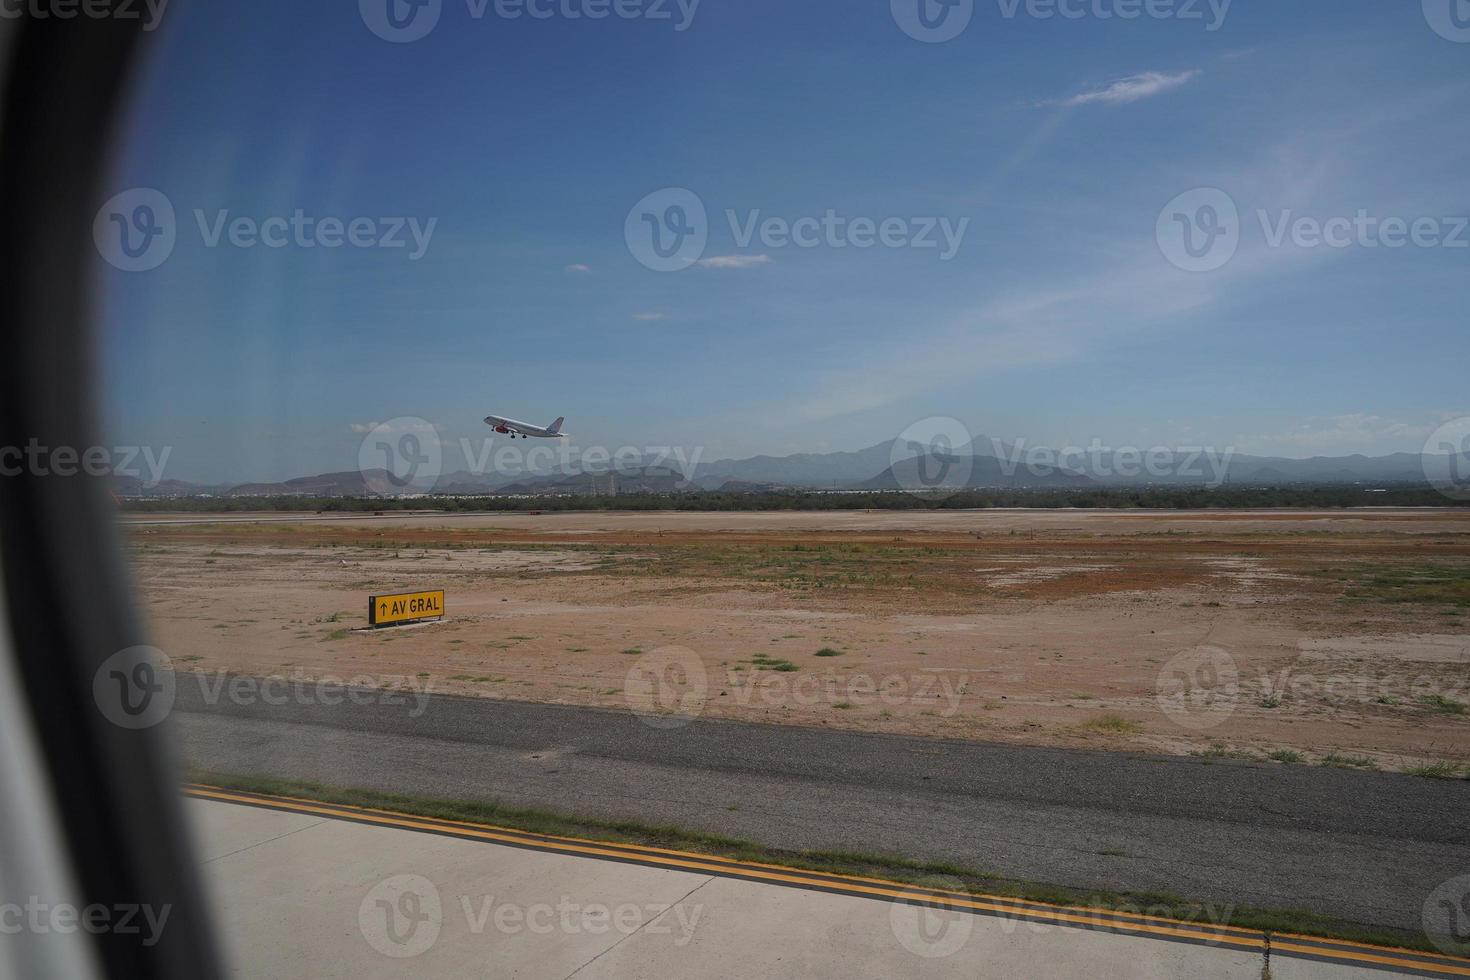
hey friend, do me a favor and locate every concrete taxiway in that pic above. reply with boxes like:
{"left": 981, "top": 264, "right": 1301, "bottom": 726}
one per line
{"left": 188, "top": 789, "right": 1468, "bottom": 979}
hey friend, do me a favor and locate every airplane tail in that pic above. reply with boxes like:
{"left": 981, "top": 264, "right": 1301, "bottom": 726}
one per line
{"left": 547, "top": 417, "right": 565, "bottom": 435}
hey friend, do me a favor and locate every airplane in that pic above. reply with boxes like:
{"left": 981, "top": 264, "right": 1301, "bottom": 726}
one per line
{"left": 483, "top": 413, "right": 566, "bottom": 439}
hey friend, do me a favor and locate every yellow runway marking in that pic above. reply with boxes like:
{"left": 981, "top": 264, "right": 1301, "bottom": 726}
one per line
{"left": 185, "top": 784, "right": 1470, "bottom": 977}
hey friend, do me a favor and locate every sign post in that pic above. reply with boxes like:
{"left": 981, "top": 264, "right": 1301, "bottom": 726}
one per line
{"left": 368, "top": 589, "right": 446, "bottom": 628}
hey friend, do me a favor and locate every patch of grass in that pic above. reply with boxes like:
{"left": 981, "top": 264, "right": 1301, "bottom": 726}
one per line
{"left": 1312, "top": 562, "right": 1470, "bottom": 608}
{"left": 1193, "top": 743, "right": 1259, "bottom": 762}
{"left": 814, "top": 648, "right": 844, "bottom": 657}
{"left": 620, "top": 648, "right": 643, "bottom": 656}
{"left": 1078, "top": 713, "right": 1141, "bottom": 735}
{"left": 1259, "top": 695, "right": 1281, "bottom": 709}
{"left": 1267, "top": 749, "right": 1304, "bottom": 764}
{"left": 750, "top": 655, "right": 799, "bottom": 672}
{"left": 1320, "top": 753, "right": 1378, "bottom": 771}
{"left": 186, "top": 769, "right": 1439, "bottom": 954}
{"left": 322, "top": 629, "right": 348, "bottom": 641}
{"left": 1403, "top": 761, "right": 1465, "bottom": 779}
{"left": 1417, "top": 694, "right": 1466, "bottom": 715}
{"left": 833, "top": 702, "right": 853, "bottom": 710}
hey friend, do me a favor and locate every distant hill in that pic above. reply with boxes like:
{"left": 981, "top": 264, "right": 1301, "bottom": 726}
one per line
{"left": 692, "top": 440, "right": 920, "bottom": 489}
{"left": 111, "top": 475, "right": 218, "bottom": 497}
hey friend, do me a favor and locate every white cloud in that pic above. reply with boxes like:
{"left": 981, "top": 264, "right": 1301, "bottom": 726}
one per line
{"left": 632, "top": 312, "right": 672, "bottom": 321}
{"left": 695, "top": 254, "right": 772, "bottom": 270}
{"left": 565, "top": 263, "right": 592, "bottom": 273}
{"left": 1045, "top": 70, "right": 1200, "bottom": 108}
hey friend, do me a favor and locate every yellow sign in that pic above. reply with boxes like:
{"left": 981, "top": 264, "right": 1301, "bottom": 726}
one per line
{"left": 369, "top": 590, "right": 446, "bottom": 627}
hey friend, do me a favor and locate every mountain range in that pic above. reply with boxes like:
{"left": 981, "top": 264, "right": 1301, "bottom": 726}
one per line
{"left": 113, "top": 437, "right": 1464, "bottom": 497}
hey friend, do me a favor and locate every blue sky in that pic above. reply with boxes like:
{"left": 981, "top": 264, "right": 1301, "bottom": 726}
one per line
{"left": 98, "top": 0, "right": 1469, "bottom": 483}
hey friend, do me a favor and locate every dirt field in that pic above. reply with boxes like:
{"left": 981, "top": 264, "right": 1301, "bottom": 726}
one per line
{"left": 122, "top": 509, "right": 1470, "bottom": 771}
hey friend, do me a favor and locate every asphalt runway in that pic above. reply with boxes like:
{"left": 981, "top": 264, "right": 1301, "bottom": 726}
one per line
{"left": 173, "top": 679, "right": 1470, "bottom": 935}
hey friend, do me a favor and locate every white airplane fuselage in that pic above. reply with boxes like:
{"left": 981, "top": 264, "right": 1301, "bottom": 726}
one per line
{"left": 484, "top": 414, "right": 566, "bottom": 439}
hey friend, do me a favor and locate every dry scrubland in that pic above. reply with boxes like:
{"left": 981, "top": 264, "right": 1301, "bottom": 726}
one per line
{"left": 124, "top": 509, "right": 1470, "bottom": 773}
